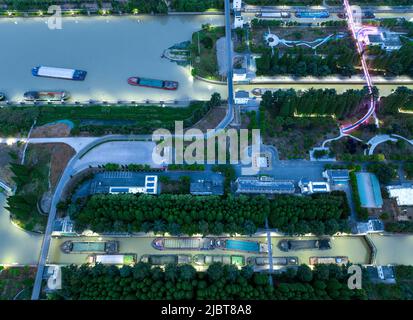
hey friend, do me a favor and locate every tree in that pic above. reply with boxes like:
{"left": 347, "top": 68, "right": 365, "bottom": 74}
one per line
{"left": 297, "top": 265, "right": 313, "bottom": 282}
{"left": 209, "top": 92, "right": 222, "bottom": 107}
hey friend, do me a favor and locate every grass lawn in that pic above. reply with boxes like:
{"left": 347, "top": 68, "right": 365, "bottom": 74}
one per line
{"left": 190, "top": 25, "right": 225, "bottom": 80}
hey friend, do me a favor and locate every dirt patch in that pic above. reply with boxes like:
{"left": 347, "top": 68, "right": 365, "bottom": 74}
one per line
{"left": 31, "top": 123, "right": 71, "bottom": 138}
{"left": 48, "top": 143, "right": 76, "bottom": 189}
{"left": 190, "top": 106, "right": 227, "bottom": 132}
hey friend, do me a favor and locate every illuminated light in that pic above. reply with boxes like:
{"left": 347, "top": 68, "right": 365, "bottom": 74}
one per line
{"left": 7, "top": 11, "right": 12, "bottom": 16}
{"left": 6, "top": 138, "right": 15, "bottom": 145}
{"left": 38, "top": 10, "right": 43, "bottom": 16}
{"left": 133, "top": 9, "right": 139, "bottom": 15}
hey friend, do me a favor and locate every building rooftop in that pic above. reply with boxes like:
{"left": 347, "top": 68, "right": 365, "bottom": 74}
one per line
{"left": 356, "top": 218, "right": 384, "bottom": 234}
{"left": 235, "top": 90, "right": 249, "bottom": 98}
{"left": 236, "top": 176, "right": 295, "bottom": 194}
{"left": 386, "top": 184, "right": 413, "bottom": 206}
{"left": 324, "top": 169, "right": 350, "bottom": 182}
{"left": 356, "top": 172, "right": 383, "bottom": 208}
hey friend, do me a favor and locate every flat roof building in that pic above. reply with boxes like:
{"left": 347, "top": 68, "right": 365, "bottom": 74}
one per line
{"left": 386, "top": 184, "right": 413, "bottom": 206}
{"left": 366, "top": 30, "right": 402, "bottom": 51}
{"left": 234, "top": 90, "right": 250, "bottom": 105}
{"left": 356, "top": 172, "right": 383, "bottom": 208}
{"left": 356, "top": 218, "right": 384, "bottom": 234}
{"left": 299, "top": 179, "right": 330, "bottom": 194}
{"left": 235, "top": 176, "right": 295, "bottom": 194}
{"left": 109, "top": 175, "right": 158, "bottom": 195}
{"left": 323, "top": 169, "right": 350, "bottom": 185}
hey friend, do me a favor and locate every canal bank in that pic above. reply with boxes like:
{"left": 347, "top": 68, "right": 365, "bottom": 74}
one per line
{"left": 0, "top": 15, "right": 227, "bottom": 103}
{"left": 0, "top": 194, "right": 42, "bottom": 265}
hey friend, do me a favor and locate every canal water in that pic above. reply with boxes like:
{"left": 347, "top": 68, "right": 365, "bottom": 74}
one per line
{"left": 0, "top": 15, "right": 227, "bottom": 103}
{"left": 47, "top": 235, "right": 372, "bottom": 266}
{"left": 0, "top": 194, "right": 42, "bottom": 265}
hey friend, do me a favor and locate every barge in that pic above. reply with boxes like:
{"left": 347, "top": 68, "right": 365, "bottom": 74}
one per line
{"left": 295, "top": 11, "right": 330, "bottom": 19}
{"left": 193, "top": 254, "right": 245, "bottom": 267}
{"left": 32, "top": 66, "right": 87, "bottom": 81}
{"left": 215, "top": 239, "right": 269, "bottom": 254}
{"left": 60, "top": 240, "right": 119, "bottom": 254}
{"left": 278, "top": 239, "right": 331, "bottom": 252}
{"left": 23, "top": 91, "right": 69, "bottom": 101}
{"left": 128, "top": 77, "right": 178, "bottom": 90}
{"left": 152, "top": 238, "right": 215, "bottom": 250}
{"left": 140, "top": 254, "right": 191, "bottom": 265}
{"left": 247, "top": 256, "right": 299, "bottom": 266}
{"left": 309, "top": 256, "right": 349, "bottom": 266}
{"left": 87, "top": 254, "right": 136, "bottom": 265}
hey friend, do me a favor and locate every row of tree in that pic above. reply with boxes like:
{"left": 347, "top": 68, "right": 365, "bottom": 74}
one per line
{"left": 73, "top": 194, "right": 268, "bottom": 235}
{"left": 72, "top": 192, "right": 350, "bottom": 235}
{"left": 380, "top": 86, "right": 413, "bottom": 114}
{"left": 268, "top": 193, "right": 350, "bottom": 235}
{"left": 53, "top": 262, "right": 366, "bottom": 300}
{"left": 170, "top": 0, "right": 223, "bottom": 12}
{"left": 256, "top": 39, "right": 359, "bottom": 77}
{"left": 260, "top": 88, "right": 368, "bottom": 119}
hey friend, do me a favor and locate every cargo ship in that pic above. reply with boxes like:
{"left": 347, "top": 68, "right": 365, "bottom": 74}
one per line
{"left": 152, "top": 237, "right": 215, "bottom": 250}
{"left": 215, "top": 239, "right": 269, "bottom": 254}
{"left": 87, "top": 254, "right": 136, "bottom": 265}
{"left": 309, "top": 256, "right": 349, "bottom": 266}
{"left": 256, "top": 12, "right": 290, "bottom": 19}
{"left": 247, "top": 256, "right": 299, "bottom": 266}
{"left": 295, "top": 11, "right": 330, "bottom": 19}
{"left": 23, "top": 91, "right": 69, "bottom": 101}
{"left": 278, "top": 239, "right": 331, "bottom": 252}
{"left": 128, "top": 76, "right": 178, "bottom": 90}
{"left": 32, "top": 66, "right": 87, "bottom": 81}
{"left": 193, "top": 254, "right": 245, "bottom": 267}
{"left": 140, "top": 254, "right": 191, "bottom": 265}
{"left": 60, "top": 240, "right": 118, "bottom": 254}
{"left": 0, "top": 92, "right": 5, "bottom": 101}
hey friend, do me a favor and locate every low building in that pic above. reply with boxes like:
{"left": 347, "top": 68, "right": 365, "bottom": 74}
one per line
{"left": 190, "top": 179, "right": 224, "bottom": 196}
{"left": 356, "top": 172, "right": 383, "bottom": 208}
{"left": 366, "top": 265, "right": 396, "bottom": 284}
{"left": 233, "top": 68, "right": 247, "bottom": 81}
{"left": 235, "top": 176, "right": 295, "bottom": 194}
{"left": 109, "top": 175, "right": 158, "bottom": 195}
{"left": 233, "top": 0, "right": 242, "bottom": 11}
{"left": 299, "top": 179, "right": 330, "bottom": 194}
{"left": 356, "top": 218, "right": 384, "bottom": 234}
{"left": 366, "top": 30, "right": 402, "bottom": 51}
{"left": 323, "top": 169, "right": 350, "bottom": 185}
{"left": 234, "top": 90, "right": 250, "bottom": 105}
{"left": 233, "top": 11, "right": 244, "bottom": 29}
{"left": 386, "top": 184, "right": 413, "bottom": 206}
{"left": 52, "top": 217, "right": 76, "bottom": 237}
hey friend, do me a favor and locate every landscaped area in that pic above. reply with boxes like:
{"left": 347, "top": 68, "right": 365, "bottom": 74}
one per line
{"left": 0, "top": 266, "right": 36, "bottom": 300}
{"left": 0, "top": 97, "right": 220, "bottom": 137}
{"left": 190, "top": 24, "right": 225, "bottom": 80}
